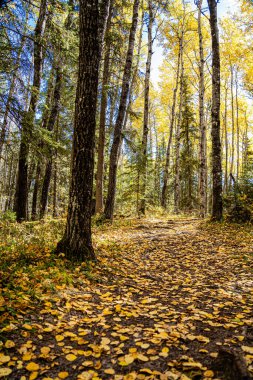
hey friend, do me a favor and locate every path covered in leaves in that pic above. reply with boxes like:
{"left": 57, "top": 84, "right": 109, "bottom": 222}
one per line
{"left": 1, "top": 218, "right": 253, "bottom": 379}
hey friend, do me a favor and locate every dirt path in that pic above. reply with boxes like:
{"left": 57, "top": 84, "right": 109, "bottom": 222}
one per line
{"left": 2, "top": 218, "right": 253, "bottom": 379}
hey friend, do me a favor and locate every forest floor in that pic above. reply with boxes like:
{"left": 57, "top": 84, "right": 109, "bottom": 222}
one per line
{"left": 0, "top": 216, "right": 253, "bottom": 379}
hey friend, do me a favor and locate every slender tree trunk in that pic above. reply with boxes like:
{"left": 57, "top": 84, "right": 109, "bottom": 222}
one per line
{"left": 14, "top": 0, "right": 48, "bottom": 222}
{"left": 207, "top": 0, "right": 223, "bottom": 220}
{"left": 40, "top": 66, "right": 63, "bottom": 219}
{"left": 174, "top": 36, "right": 184, "bottom": 214}
{"left": 235, "top": 69, "right": 240, "bottom": 179}
{"left": 229, "top": 64, "right": 235, "bottom": 188}
{"left": 56, "top": 0, "right": 99, "bottom": 262}
{"left": 161, "top": 38, "right": 181, "bottom": 208}
{"left": 223, "top": 82, "right": 228, "bottom": 193}
{"left": 138, "top": 0, "right": 154, "bottom": 215}
{"left": 104, "top": 0, "right": 140, "bottom": 220}
{"left": 197, "top": 0, "right": 207, "bottom": 218}
{"left": 98, "top": 0, "right": 110, "bottom": 57}
{"left": 95, "top": 4, "right": 113, "bottom": 214}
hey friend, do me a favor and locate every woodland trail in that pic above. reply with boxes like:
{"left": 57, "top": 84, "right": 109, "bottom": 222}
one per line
{"left": 1, "top": 217, "right": 253, "bottom": 379}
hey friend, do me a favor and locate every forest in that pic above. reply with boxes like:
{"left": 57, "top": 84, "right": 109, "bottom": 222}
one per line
{"left": 0, "top": 0, "right": 253, "bottom": 379}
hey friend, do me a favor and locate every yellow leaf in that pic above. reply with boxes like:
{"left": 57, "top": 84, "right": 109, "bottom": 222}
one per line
{"left": 104, "top": 369, "right": 115, "bottom": 374}
{"left": 157, "top": 331, "right": 169, "bottom": 339}
{"left": 40, "top": 347, "right": 50, "bottom": 355}
{"left": 66, "top": 354, "right": 77, "bottom": 361}
{"left": 0, "top": 368, "right": 12, "bottom": 378}
{"left": 0, "top": 355, "right": 10, "bottom": 363}
{"left": 182, "top": 361, "right": 203, "bottom": 369}
{"left": 58, "top": 372, "right": 69, "bottom": 379}
{"left": 137, "top": 353, "right": 149, "bottom": 362}
{"left": 82, "top": 361, "right": 93, "bottom": 367}
{"left": 23, "top": 324, "right": 33, "bottom": 330}
{"left": 56, "top": 335, "right": 65, "bottom": 342}
{"left": 242, "top": 346, "right": 253, "bottom": 354}
{"left": 119, "top": 354, "right": 135, "bottom": 366}
{"left": 29, "top": 373, "right": 38, "bottom": 380}
{"left": 203, "top": 370, "right": 214, "bottom": 378}
{"left": 5, "top": 340, "right": 15, "bottom": 348}
{"left": 26, "top": 362, "right": 39, "bottom": 371}
{"left": 23, "top": 354, "right": 32, "bottom": 361}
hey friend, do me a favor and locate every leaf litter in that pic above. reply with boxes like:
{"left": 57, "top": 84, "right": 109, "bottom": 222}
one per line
{"left": 0, "top": 217, "right": 253, "bottom": 379}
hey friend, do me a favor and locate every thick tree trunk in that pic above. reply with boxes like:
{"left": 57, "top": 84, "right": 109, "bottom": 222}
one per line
{"left": 161, "top": 39, "right": 181, "bottom": 209}
{"left": 138, "top": 0, "right": 154, "bottom": 215}
{"left": 104, "top": 0, "right": 140, "bottom": 220}
{"left": 197, "top": 0, "right": 207, "bottom": 218}
{"left": 56, "top": 0, "right": 99, "bottom": 262}
{"left": 95, "top": 4, "right": 113, "bottom": 214}
{"left": 14, "top": 0, "right": 48, "bottom": 222}
{"left": 207, "top": 0, "right": 223, "bottom": 220}
{"left": 40, "top": 66, "right": 62, "bottom": 219}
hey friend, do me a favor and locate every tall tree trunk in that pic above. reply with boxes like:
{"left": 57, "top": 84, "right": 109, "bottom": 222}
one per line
{"left": 14, "top": 0, "right": 48, "bottom": 222}
{"left": 197, "top": 0, "right": 207, "bottom": 218}
{"left": 104, "top": 0, "right": 140, "bottom": 220}
{"left": 95, "top": 4, "right": 113, "bottom": 214}
{"left": 138, "top": 0, "right": 154, "bottom": 215}
{"left": 98, "top": 0, "right": 110, "bottom": 57}
{"left": 207, "top": 0, "right": 223, "bottom": 221}
{"left": 161, "top": 38, "right": 181, "bottom": 209}
{"left": 235, "top": 68, "right": 240, "bottom": 179}
{"left": 174, "top": 36, "right": 184, "bottom": 214}
{"left": 40, "top": 66, "right": 63, "bottom": 219}
{"left": 31, "top": 65, "right": 55, "bottom": 220}
{"left": 229, "top": 64, "right": 235, "bottom": 188}
{"left": 56, "top": 0, "right": 99, "bottom": 262}
{"left": 223, "top": 82, "right": 228, "bottom": 193}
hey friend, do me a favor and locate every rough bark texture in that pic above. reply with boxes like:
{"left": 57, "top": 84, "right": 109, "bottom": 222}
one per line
{"left": 14, "top": 0, "right": 48, "bottom": 222}
{"left": 56, "top": 0, "right": 99, "bottom": 262}
{"left": 161, "top": 39, "right": 181, "bottom": 209}
{"left": 229, "top": 64, "right": 235, "bottom": 189}
{"left": 223, "top": 82, "right": 228, "bottom": 193}
{"left": 197, "top": 0, "right": 207, "bottom": 218}
{"left": 98, "top": 0, "right": 110, "bottom": 57}
{"left": 95, "top": 4, "right": 113, "bottom": 214}
{"left": 138, "top": 0, "right": 154, "bottom": 215}
{"left": 207, "top": 0, "right": 223, "bottom": 221}
{"left": 104, "top": 0, "right": 140, "bottom": 220}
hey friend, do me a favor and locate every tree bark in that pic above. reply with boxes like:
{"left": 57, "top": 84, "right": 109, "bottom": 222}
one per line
{"left": 174, "top": 36, "right": 184, "bottom": 214}
{"left": 40, "top": 66, "right": 63, "bottom": 219}
{"left": 229, "top": 64, "right": 235, "bottom": 188}
{"left": 95, "top": 4, "right": 113, "bottom": 214}
{"left": 207, "top": 0, "right": 223, "bottom": 220}
{"left": 161, "top": 38, "right": 181, "bottom": 209}
{"left": 223, "top": 82, "right": 228, "bottom": 193}
{"left": 14, "top": 0, "right": 48, "bottom": 222}
{"left": 197, "top": 0, "right": 207, "bottom": 218}
{"left": 56, "top": 0, "right": 99, "bottom": 262}
{"left": 104, "top": 0, "right": 140, "bottom": 220}
{"left": 138, "top": 0, "right": 154, "bottom": 215}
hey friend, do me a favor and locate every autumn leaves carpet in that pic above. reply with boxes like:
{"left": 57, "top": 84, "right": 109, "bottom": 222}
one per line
{"left": 1, "top": 218, "right": 253, "bottom": 379}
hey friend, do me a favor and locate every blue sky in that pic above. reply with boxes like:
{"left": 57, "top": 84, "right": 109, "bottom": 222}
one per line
{"left": 151, "top": 0, "right": 240, "bottom": 84}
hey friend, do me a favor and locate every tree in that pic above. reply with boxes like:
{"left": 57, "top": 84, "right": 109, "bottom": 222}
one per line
{"left": 104, "top": 0, "right": 140, "bottom": 220}
{"left": 56, "top": 0, "right": 100, "bottom": 261}
{"left": 207, "top": 0, "right": 223, "bottom": 220}
{"left": 14, "top": 0, "right": 48, "bottom": 222}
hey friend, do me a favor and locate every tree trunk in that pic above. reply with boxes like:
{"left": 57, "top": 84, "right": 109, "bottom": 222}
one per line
{"left": 161, "top": 38, "right": 181, "bottom": 209}
{"left": 95, "top": 4, "right": 113, "bottom": 214}
{"left": 39, "top": 66, "right": 63, "bottom": 219}
{"left": 229, "top": 64, "right": 235, "bottom": 188}
{"left": 104, "top": 0, "right": 140, "bottom": 220}
{"left": 235, "top": 68, "right": 240, "bottom": 179}
{"left": 197, "top": 0, "right": 207, "bottom": 218}
{"left": 207, "top": 0, "right": 223, "bottom": 221}
{"left": 14, "top": 0, "right": 48, "bottom": 222}
{"left": 56, "top": 0, "right": 99, "bottom": 262}
{"left": 223, "top": 82, "right": 228, "bottom": 193}
{"left": 138, "top": 0, "right": 154, "bottom": 215}
{"left": 174, "top": 36, "right": 184, "bottom": 214}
